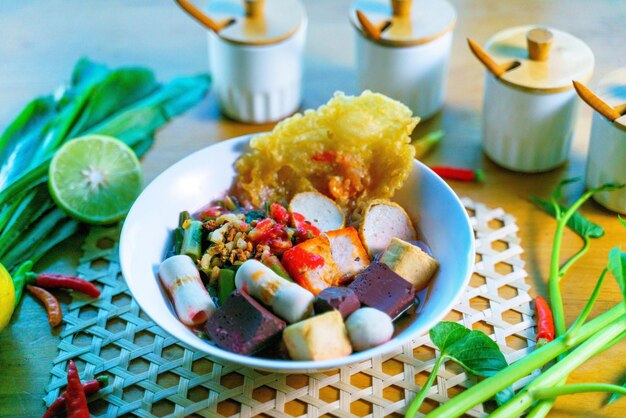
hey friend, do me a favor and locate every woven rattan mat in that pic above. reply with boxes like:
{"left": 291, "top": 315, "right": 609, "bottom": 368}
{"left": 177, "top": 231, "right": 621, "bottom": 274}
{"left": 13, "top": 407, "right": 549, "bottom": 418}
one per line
{"left": 43, "top": 198, "right": 538, "bottom": 417}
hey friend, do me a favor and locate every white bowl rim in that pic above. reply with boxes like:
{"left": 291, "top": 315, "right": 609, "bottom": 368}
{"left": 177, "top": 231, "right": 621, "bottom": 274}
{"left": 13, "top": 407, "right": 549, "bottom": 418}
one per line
{"left": 120, "top": 133, "right": 475, "bottom": 372}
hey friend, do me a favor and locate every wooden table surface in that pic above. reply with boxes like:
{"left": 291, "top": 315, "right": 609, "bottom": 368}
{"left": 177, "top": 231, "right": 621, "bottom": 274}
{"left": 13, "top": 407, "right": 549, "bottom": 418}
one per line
{"left": 1, "top": 1, "right": 625, "bottom": 417}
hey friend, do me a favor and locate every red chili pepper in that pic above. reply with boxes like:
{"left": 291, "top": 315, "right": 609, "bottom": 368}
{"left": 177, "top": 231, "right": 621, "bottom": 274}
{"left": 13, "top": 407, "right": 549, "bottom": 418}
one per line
{"left": 43, "top": 376, "right": 108, "bottom": 418}
{"left": 26, "top": 285, "right": 62, "bottom": 327}
{"left": 247, "top": 218, "right": 276, "bottom": 243}
{"left": 269, "top": 203, "right": 289, "bottom": 224}
{"left": 311, "top": 151, "right": 337, "bottom": 162}
{"left": 30, "top": 273, "right": 101, "bottom": 298}
{"left": 535, "top": 296, "right": 555, "bottom": 346}
{"left": 65, "top": 360, "right": 90, "bottom": 418}
{"left": 290, "top": 212, "right": 321, "bottom": 237}
{"left": 196, "top": 204, "right": 222, "bottom": 219}
{"left": 431, "top": 166, "right": 485, "bottom": 183}
{"left": 268, "top": 237, "right": 293, "bottom": 255}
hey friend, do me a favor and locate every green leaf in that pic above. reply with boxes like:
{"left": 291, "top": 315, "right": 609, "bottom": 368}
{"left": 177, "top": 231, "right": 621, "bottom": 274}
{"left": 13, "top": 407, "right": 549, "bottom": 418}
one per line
{"left": 11, "top": 260, "right": 33, "bottom": 305}
{"left": 445, "top": 330, "right": 509, "bottom": 376}
{"left": 608, "top": 247, "right": 626, "bottom": 304}
{"left": 430, "top": 322, "right": 513, "bottom": 406}
{"left": 28, "top": 219, "right": 81, "bottom": 265}
{"left": 0, "top": 96, "right": 57, "bottom": 190}
{"left": 85, "top": 74, "right": 211, "bottom": 140}
{"left": 0, "top": 184, "right": 54, "bottom": 259}
{"left": 67, "top": 68, "right": 158, "bottom": 138}
{"left": 70, "top": 57, "right": 109, "bottom": 87}
{"left": 551, "top": 177, "right": 580, "bottom": 201}
{"left": 532, "top": 197, "right": 605, "bottom": 238}
{"left": 608, "top": 380, "right": 626, "bottom": 405}
{"left": 430, "top": 322, "right": 471, "bottom": 351}
{"left": 619, "top": 215, "right": 626, "bottom": 228}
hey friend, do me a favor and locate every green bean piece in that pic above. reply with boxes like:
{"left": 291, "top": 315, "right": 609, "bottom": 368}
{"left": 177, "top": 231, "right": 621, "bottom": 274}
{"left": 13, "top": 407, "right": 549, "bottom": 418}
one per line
{"left": 261, "top": 253, "right": 292, "bottom": 281}
{"left": 166, "top": 227, "right": 184, "bottom": 258}
{"left": 178, "top": 211, "right": 191, "bottom": 227}
{"left": 224, "top": 196, "right": 238, "bottom": 211}
{"left": 218, "top": 269, "right": 236, "bottom": 305}
{"left": 181, "top": 220, "right": 203, "bottom": 261}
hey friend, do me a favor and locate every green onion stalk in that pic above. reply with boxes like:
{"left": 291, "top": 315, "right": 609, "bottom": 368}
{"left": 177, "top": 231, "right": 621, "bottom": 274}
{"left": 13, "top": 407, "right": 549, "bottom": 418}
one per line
{"left": 0, "top": 58, "right": 211, "bottom": 305}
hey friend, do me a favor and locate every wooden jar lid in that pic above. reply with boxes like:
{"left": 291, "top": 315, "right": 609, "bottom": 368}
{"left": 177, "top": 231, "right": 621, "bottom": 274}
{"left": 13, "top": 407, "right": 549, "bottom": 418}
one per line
{"left": 349, "top": 0, "right": 456, "bottom": 47}
{"left": 206, "top": 0, "right": 305, "bottom": 46}
{"left": 485, "top": 25, "right": 594, "bottom": 92}
{"left": 595, "top": 68, "right": 626, "bottom": 129}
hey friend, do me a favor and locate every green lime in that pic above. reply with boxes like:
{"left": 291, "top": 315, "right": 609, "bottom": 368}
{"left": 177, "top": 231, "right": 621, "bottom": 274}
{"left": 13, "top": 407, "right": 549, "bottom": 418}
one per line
{"left": 49, "top": 135, "right": 143, "bottom": 225}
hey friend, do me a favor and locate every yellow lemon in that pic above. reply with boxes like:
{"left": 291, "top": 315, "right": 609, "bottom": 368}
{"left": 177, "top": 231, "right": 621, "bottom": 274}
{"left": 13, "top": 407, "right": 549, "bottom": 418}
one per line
{"left": 0, "top": 262, "right": 15, "bottom": 331}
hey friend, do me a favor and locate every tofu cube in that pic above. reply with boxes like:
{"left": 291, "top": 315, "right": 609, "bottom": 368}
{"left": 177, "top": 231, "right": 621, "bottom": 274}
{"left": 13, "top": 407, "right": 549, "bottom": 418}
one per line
{"left": 282, "top": 310, "right": 353, "bottom": 360}
{"left": 379, "top": 237, "right": 439, "bottom": 290}
{"left": 282, "top": 235, "right": 339, "bottom": 295}
{"left": 326, "top": 227, "right": 370, "bottom": 281}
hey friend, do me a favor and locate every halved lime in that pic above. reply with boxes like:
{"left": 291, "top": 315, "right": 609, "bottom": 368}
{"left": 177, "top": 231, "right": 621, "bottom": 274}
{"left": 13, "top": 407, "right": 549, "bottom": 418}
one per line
{"left": 49, "top": 135, "right": 143, "bottom": 225}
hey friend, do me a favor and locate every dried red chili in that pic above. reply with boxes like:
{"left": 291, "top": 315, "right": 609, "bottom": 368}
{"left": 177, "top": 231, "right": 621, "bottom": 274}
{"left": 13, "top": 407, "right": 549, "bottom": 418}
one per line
{"left": 535, "top": 295, "right": 555, "bottom": 346}
{"left": 29, "top": 273, "right": 101, "bottom": 298}
{"left": 43, "top": 376, "right": 108, "bottom": 418}
{"left": 26, "top": 285, "right": 62, "bottom": 327}
{"left": 65, "top": 360, "right": 90, "bottom": 418}
{"left": 431, "top": 166, "right": 485, "bottom": 183}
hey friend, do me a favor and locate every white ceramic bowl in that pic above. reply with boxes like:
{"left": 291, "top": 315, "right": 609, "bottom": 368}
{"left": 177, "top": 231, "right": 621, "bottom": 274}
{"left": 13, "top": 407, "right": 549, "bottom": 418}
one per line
{"left": 120, "top": 134, "right": 475, "bottom": 373}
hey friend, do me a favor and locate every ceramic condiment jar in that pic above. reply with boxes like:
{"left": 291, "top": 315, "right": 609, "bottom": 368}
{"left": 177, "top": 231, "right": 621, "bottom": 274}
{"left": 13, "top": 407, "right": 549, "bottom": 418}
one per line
{"left": 472, "top": 26, "right": 594, "bottom": 172}
{"left": 176, "top": 0, "right": 306, "bottom": 123}
{"left": 574, "top": 70, "right": 626, "bottom": 214}
{"left": 350, "top": 0, "right": 456, "bottom": 120}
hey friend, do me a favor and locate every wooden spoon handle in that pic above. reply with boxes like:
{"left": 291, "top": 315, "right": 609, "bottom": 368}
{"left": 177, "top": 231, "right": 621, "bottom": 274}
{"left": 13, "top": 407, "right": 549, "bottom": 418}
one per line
{"left": 573, "top": 80, "right": 622, "bottom": 121}
{"left": 467, "top": 38, "right": 507, "bottom": 78}
{"left": 356, "top": 10, "right": 382, "bottom": 40}
{"left": 175, "top": 0, "right": 233, "bottom": 33}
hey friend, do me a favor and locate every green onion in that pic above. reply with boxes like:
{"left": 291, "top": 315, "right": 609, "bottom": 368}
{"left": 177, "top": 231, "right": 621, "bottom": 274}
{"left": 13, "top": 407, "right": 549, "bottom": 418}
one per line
{"left": 218, "top": 269, "right": 236, "bottom": 305}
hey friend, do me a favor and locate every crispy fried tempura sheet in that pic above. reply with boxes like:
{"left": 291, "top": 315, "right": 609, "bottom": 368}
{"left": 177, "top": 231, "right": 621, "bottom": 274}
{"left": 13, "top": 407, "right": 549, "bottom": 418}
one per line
{"left": 233, "top": 91, "right": 419, "bottom": 216}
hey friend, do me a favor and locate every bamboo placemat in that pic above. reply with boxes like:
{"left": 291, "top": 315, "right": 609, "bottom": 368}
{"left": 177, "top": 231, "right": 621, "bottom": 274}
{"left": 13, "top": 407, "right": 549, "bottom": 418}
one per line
{"left": 43, "top": 198, "right": 538, "bottom": 417}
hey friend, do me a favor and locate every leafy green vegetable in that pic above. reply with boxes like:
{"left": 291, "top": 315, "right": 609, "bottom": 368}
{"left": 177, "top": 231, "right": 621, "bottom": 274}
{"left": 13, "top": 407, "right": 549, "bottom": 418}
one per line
{"left": 406, "top": 322, "right": 512, "bottom": 415}
{"left": 438, "top": 327, "right": 510, "bottom": 376}
{"left": 430, "top": 321, "right": 470, "bottom": 350}
{"left": 0, "top": 58, "right": 211, "bottom": 272}
{"left": 11, "top": 260, "right": 33, "bottom": 306}
{"left": 551, "top": 177, "right": 580, "bottom": 201}
{"left": 532, "top": 196, "right": 605, "bottom": 238}
{"left": 608, "top": 247, "right": 626, "bottom": 303}
{"left": 410, "top": 182, "right": 626, "bottom": 418}
{"left": 0, "top": 97, "right": 57, "bottom": 190}
{"left": 619, "top": 215, "right": 626, "bottom": 228}
{"left": 245, "top": 210, "right": 267, "bottom": 223}
{"left": 608, "top": 379, "right": 626, "bottom": 405}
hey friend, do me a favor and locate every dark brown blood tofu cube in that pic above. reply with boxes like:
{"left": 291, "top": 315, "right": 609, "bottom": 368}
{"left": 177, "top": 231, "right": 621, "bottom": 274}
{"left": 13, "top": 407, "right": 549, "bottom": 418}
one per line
{"left": 314, "top": 286, "right": 361, "bottom": 318}
{"left": 205, "top": 290, "right": 286, "bottom": 355}
{"left": 348, "top": 262, "right": 416, "bottom": 319}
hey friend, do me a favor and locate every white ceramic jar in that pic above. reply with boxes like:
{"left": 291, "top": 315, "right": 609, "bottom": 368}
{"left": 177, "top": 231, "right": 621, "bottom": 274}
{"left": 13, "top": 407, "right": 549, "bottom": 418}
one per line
{"left": 350, "top": 0, "right": 456, "bottom": 120}
{"left": 583, "top": 69, "right": 626, "bottom": 213}
{"left": 479, "top": 26, "right": 594, "bottom": 172}
{"left": 207, "top": 24, "right": 306, "bottom": 123}
{"left": 179, "top": 0, "right": 306, "bottom": 124}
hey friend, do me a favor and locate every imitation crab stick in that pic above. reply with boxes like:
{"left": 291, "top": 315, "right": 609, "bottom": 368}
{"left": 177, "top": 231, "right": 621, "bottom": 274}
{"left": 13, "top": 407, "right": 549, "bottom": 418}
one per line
{"left": 159, "top": 255, "right": 216, "bottom": 326}
{"left": 235, "top": 259, "right": 314, "bottom": 324}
